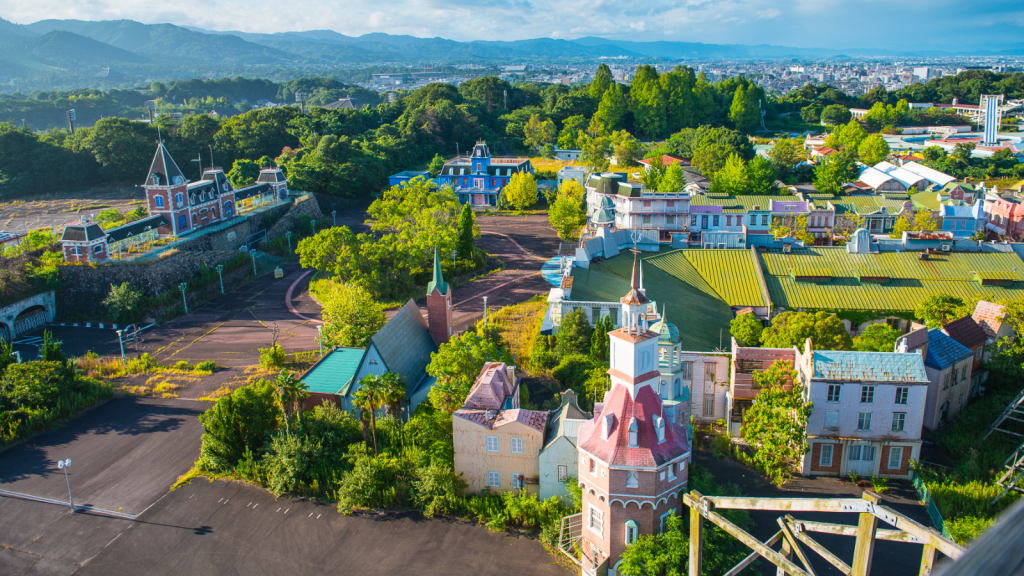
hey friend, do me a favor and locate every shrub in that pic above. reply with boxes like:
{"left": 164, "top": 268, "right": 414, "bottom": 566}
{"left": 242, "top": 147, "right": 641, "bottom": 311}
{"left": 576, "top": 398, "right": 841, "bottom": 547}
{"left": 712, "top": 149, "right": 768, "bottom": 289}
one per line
{"left": 413, "top": 460, "right": 468, "bottom": 518}
{"left": 195, "top": 360, "right": 217, "bottom": 372}
{"left": 174, "top": 360, "right": 190, "bottom": 370}
{"left": 259, "top": 343, "right": 287, "bottom": 369}
{"left": 335, "top": 451, "right": 411, "bottom": 514}
{"left": 198, "top": 380, "right": 281, "bottom": 471}
{"left": 103, "top": 282, "right": 144, "bottom": 324}
{"left": 711, "top": 434, "right": 731, "bottom": 459}
{"left": 945, "top": 516, "right": 995, "bottom": 544}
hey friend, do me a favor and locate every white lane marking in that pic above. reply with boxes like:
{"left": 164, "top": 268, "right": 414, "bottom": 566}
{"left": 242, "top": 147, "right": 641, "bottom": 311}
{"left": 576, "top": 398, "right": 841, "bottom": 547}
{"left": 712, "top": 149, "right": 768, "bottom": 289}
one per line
{"left": 316, "top": 514, "right": 321, "bottom": 519}
{"left": 218, "top": 498, "right": 224, "bottom": 503}
{"left": 253, "top": 504, "right": 258, "bottom": 509}
{"left": 284, "top": 509, "right": 289, "bottom": 514}
{"left": 308, "top": 512, "right": 313, "bottom": 518}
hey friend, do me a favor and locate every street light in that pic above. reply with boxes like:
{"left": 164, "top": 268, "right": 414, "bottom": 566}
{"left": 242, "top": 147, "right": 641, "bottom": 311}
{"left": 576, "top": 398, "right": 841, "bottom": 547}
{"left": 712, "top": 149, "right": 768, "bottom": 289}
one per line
{"left": 116, "top": 329, "right": 126, "bottom": 365}
{"left": 251, "top": 250, "right": 257, "bottom": 275}
{"left": 317, "top": 325, "right": 323, "bottom": 356}
{"left": 332, "top": 210, "right": 337, "bottom": 228}
{"left": 57, "top": 459, "right": 74, "bottom": 511}
{"left": 216, "top": 264, "right": 224, "bottom": 294}
{"left": 286, "top": 231, "right": 292, "bottom": 255}
{"left": 178, "top": 283, "right": 188, "bottom": 314}
{"left": 310, "top": 218, "right": 316, "bottom": 234}
{"left": 483, "top": 296, "right": 489, "bottom": 326}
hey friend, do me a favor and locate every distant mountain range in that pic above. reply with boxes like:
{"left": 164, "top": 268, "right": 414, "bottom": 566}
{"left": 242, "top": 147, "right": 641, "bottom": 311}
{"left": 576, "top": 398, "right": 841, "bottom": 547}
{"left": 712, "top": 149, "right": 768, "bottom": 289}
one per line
{"left": 1, "top": 17, "right": 1023, "bottom": 78}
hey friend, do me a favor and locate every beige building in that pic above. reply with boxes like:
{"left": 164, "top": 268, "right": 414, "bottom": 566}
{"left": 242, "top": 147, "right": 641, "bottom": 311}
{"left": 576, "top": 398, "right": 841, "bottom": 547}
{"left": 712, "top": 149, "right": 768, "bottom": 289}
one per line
{"left": 453, "top": 362, "right": 548, "bottom": 494}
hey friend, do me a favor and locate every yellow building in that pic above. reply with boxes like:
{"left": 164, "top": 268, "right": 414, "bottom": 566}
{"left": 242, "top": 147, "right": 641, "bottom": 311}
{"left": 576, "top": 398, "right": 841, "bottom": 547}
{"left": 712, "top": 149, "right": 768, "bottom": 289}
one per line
{"left": 453, "top": 362, "right": 548, "bottom": 494}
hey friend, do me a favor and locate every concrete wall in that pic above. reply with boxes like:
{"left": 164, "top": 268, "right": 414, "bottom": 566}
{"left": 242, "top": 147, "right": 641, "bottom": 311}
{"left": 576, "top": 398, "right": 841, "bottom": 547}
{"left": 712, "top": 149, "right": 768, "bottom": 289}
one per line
{"left": 922, "top": 358, "right": 973, "bottom": 431}
{"left": 0, "top": 291, "right": 56, "bottom": 340}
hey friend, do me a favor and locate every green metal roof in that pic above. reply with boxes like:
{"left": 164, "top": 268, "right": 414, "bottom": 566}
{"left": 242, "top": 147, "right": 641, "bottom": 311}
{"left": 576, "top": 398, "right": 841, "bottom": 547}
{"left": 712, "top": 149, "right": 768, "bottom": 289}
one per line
{"left": 674, "top": 249, "right": 768, "bottom": 307}
{"left": 426, "top": 245, "right": 448, "bottom": 296}
{"left": 690, "top": 194, "right": 780, "bottom": 213}
{"left": 300, "top": 347, "right": 366, "bottom": 395}
{"left": 911, "top": 190, "right": 943, "bottom": 212}
{"left": 760, "top": 248, "right": 1024, "bottom": 312}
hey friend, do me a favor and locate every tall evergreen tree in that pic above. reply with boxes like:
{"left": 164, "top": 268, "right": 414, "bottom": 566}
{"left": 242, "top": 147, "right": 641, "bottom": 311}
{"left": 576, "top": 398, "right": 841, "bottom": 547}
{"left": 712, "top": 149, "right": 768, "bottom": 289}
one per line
{"left": 729, "top": 84, "right": 759, "bottom": 134}
{"left": 590, "top": 315, "right": 610, "bottom": 361}
{"left": 711, "top": 153, "right": 749, "bottom": 195}
{"left": 595, "top": 83, "right": 628, "bottom": 133}
{"left": 589, "top": 64, "right": 614, "bottom": 102}
{"left": 631, "top": 65, "right": 667, "bottom": 139}
{"left": 660, "top": 65, "right": 697, "bottom": 132}
{"left": 456, "top": 203, "right": 474, "bottom": 260}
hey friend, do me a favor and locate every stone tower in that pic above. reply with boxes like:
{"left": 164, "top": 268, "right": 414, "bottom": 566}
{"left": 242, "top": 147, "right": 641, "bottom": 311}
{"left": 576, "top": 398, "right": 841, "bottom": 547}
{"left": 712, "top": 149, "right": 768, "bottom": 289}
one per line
{"left": 426, "top": 246, "right": 452, "bottom": 346}
{"left": 574, "top": 253, "right": 692, "bottom": 576}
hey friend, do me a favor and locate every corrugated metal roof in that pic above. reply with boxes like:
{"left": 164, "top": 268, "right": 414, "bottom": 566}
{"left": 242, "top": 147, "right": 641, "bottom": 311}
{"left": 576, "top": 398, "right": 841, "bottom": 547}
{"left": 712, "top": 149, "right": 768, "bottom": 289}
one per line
{"left": 812, "top": 350, "right": 929, "bottom": 382}
{"left": 300, "top": 347, "right": 365, "bottom": 394}
{"left": 677, "top": 249, "right": 767, "bottom": 307}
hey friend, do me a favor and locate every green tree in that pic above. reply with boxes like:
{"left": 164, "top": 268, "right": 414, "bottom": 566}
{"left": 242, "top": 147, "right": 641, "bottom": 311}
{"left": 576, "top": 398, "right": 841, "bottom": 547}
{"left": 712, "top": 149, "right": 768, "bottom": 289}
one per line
{"left": 555, "top": 308, "right": 593, "bottom": 360}
{"left": 75, "top": 117, "right": 159, "bottom": 182}
{"left": 551, "top": 353, "right": 608, "bottom": 409}
{"left": 595, "top": 83, "right": 628, "bottom": 133}
{"left": 858, "top": 133, "right": 891, "bottom": 165}
{"left": 657, "top": 163, "right": 685, "bottom": 193}
{"left": 889, "top": 214, "right": 913, "bottom": 239}
{"left": 913, "top": 209, "right": 939, "bottom": 232}
{"left": 631, "top": 65, "right": 668, "bottom": 139}
{"left": 428, "top": 153, "right": 446, "bottom": 177}
{"left": 741, "top": 360, "right": 813, "bottom": 486}
{"left": 710, "top": 153, "right": 748, "bottom": 195}
{"left": 558, "top": 115, "right": 588, "bottom": 149}
{"left": 590, "top": 315, "right": 611, "bottom": 361}
{"left": 198, "top": 380, "right": 281, "bottom": 471}
{"left": 730, "top": 313, "right": 763, "bottom": 347}
{"left": 767, "top": 139, "right": 806, "bottom": 181}
{"left": 835, "top": 119, "right": 868, "bottom": 151}
{"left": 800, "top": 103, "right": 823, "bottom": 124}
{"left": 770, "top": 214, "right": 815, "bottom": 245}
{"left": 863, "top": 101, "right": 889, "bottom": 131}
{"left": 952, "top": 142, "right": 975, "bottom": 163}
{"left": 274, "top": 369, "right": 309, "bottom": 428}
{"left": 320, "top": 282, "right": 387, "bottom": 348}
{"left": 589, "top": 64, "right": 614, "bottom": 102}
{"left": 746, "top": 156, "right": 777, "bottom": 195}
{"left": 760, "top": 311, "right": 853, "bottom": 350}
{"left": 504, "top": 172, "right": 538, "bottom": 212}
{"left": 580, "top": 134, "right": 611, "bottom": 173}
{"left": 523, "top": 115, "right": 557, "bottom": 150}
{"left": 730, "top": 84, "right": 760, "bottom": 133}
{"left": 228, "top": 158, "right": 260, "bottom": 188}
{"left": 612, "top": 131, "right": 643, "bottom": 166}
{"left": 821, "top": 104, "right": 852, "bottom": 126}
{"left": 548, "top": 180, "right": 587, "bottom": 240}
{"left": 426, "top": 327, "right": 511, "bottom": 413}
{"left": 457, "top": 203, "right": 475, "bottom": 260}
{"left": 103, "top": 282, "right": 144, "bottom": 324}
{"left": 352, "top": 372, "right": 406, "bottom": 456}
{"left": 854, "top": 324, "right": 902, "bottom": 352}
{"left": 813, "top": 152, "right": 855, "bottom": 195}
{"left": 915, "top": 295, "right": 966, "bottom": 328}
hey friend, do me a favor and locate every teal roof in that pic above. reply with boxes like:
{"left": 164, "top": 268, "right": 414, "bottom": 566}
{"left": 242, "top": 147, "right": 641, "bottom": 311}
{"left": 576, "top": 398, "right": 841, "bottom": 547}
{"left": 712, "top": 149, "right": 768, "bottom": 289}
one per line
{"left": 301, "top": 347, "right": 366, "bottom": 394}
{"left": 426, "top": 246, "right": 448, "bottom": 295}
{"left": 593, "top": 207, "right": 615, "bottom": 223}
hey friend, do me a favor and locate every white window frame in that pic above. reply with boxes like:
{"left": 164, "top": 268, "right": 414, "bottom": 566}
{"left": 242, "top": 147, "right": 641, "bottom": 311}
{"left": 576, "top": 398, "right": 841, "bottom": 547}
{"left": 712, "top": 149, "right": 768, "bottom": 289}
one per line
{"left": 626, "top": 470, "right": 639, "bottom": 488}
{"left": 819, "top": 444, "right": 834, "bottom": 467}
{"left": 861, "top": 385, "right": 874, "bottom": 403}
{"left": 895, "top": 387, "right": 908, "bottom": 405}
{"left": 589, "top": 505, "right": 604, "bottom": 537}
{"left": 557, "top": 465, "right": 568, "bottom": 482}
{"left": 888, "top": 447, "right": 904, "bottom": 469}
{"left": 510, "top": 436, "right": 524, "bottom": 454}
{"left": 625, "top": 520, "right": 638, "bottom": 545}
{"left": 486, "top": 435, "right": 499, "bottom": 453}
{"left": 154, "top": 195, "right": 165, "bottom": 208}
{"left": 512, "top": 473, "right": 524, "bottom": 490}
{"left": 487, "top": 471, "right": 500, "bottom": 488}
{"left": 892, "top": 412, "right": 906, "bottom": 432}
{"left": 857, "top": 412, "right": 872, "bottom": 431}
{"left": 668, "top": 463, "right": 676, "bottom": 480}
{"left": 827, "top": 385, "right": 841, "bottom": 403}
{"left": 703, "top": 396, "right": 715, "bottom": 417}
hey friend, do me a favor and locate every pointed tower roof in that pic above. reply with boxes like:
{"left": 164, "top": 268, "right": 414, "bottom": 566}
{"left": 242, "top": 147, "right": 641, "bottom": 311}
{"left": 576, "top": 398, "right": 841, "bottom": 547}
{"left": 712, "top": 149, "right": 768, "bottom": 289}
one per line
{"left": 426, "top": 246, "right": 448, "bottom": 296}
{"left": 145, "top": 141, "right": 185, "bottom": 187}
{"left": 620, "top": 252, "right": 648, "bottom": 306}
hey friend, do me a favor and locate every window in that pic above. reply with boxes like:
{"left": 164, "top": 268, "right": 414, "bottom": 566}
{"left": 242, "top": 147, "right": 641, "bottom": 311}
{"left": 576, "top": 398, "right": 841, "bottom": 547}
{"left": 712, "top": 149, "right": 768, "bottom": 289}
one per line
{"left": 827, "top": 385, "right": 841, "bottom": 403}
{"left": 668, "top": 463, "right": 676, "bottom": 480}
{"left": 849, "top": 445, "right": 875, "bottom": 462}
{"left": 726, "top": 216, "right": 733, "bottom": 226}
{"left": 70, "top": 247, "right": 81, "bottom": 255}
{"left": 642, "top": 215, "right": 652, "bottom": 224}
{"left": 824, "top": 410, "right": 839, "bottom": 430}
{"left": 510, "top": 436, "right": 523, "bottom": 454}
{"left": 701, "top": 215, "right": 708, "bottom": 229}
{"left": 625, "top": 520, "right": 639, "bottom": 545}
{"left": 589, "top": 506, "right": 604, "bottom": 536}
{"left": 892, "top": 412, "right": 906, "bottom": 432}
{"left": 558, "top": 465, "right": 568, "bottom": 482}
{"left": 626, "top": 470, "right": 639, "bottom": 488}
{"left": 487, "top": 471, "right": 500, "bottom": 487}
{"left": 486, "top": 435, "right": 499, "bottom": 453}
{"left": 680, "top": 362, "right": 693, "bottom": 380}
{"left": 673, "top": 379, "right": 681, "bottom": 398}
{"left": 654, "top": 415, "right": 666, "bottom": 443}
{"left": 512, "top": 473, "right": 524, "bottom": 490}
{"left": 819, "top": 444, "right": 834, "bottom": 467}
{"left": 961, "top": 365, "right": 968, "bottom": 382}
{"left": 942, "top": 373, "right": 951, "bottom": 390}
{"left": 705, "top": 363, "right": 717, "bottom": 382}
{"left": 643, "top": 200, "right": 652, "bottom": 208}
{"left": 660, "top": 511, "right": 674, "bottom": 533}
{"left": 666, "top": 215, "right": 675, "bottom": 224}
{"left": 667, "top": 200, "right": 676, "bottom": 208}
{"left": 154, "top": 195, "right": 165, "bottom": 208}
{"left": 712, "top": 215, "right": 720, "bottom": 227}
{"left": 589, "top": 458, "right": 596, "bottom": 474}
{"left": 628, "top": 418, "right": 638, "bottom": 447}
{"left": 703, "top": 396, "right": 715, "bottom": 417}
{"left": 175, "top": 193, "right": 183, "bottom": 207}
{"left": 690, "top": 215, "right": 697, "bottom": 226}
{"left": 761, "top": 215, "right": 769, "bottom": 226}
{"left": 93, "top": 244, "right": 104, "bottom": 253}
{"left": 888, "top": 447, "right": 904, "bottom": 469}
{"left": 895, "top": 387, "right": 908, "bottom": 405}
{"left": 975, "top": 347, "right": 983, "bottom": 361}
{"left": 861, "top": 386, "right": 875, "bottom": 403}
{"left": 857, "top": 412, "right": 872, "bottom": 430}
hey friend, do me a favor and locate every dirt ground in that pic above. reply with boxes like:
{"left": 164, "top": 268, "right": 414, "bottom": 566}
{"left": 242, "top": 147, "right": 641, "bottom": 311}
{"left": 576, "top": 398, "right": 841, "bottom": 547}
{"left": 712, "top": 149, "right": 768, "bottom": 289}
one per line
{"left": 0, "top": 186, "right": 144, "bottom": 234}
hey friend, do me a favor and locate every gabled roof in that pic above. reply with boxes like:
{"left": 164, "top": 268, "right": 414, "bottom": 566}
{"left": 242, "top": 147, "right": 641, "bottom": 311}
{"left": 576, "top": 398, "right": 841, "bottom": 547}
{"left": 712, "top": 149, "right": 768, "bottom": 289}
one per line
{"left": 900, "top": 162, "right": 956, "bottom": 187}
{"left": 811, "top": 350, "right": 929, "bottom": 383}
{"left": 577, "top": 384, "right": 690, "bottom": 468}
{"left": 973, "top": 301, "right": 1008, "bottom": 342}
{"left": 105, "top": 215, "right": 169, "bottom": 243}
{"left": 875, "top": 161, "right": 927, "bottom": 189}
{"left": 925, "top": 329, "right": 973, "bottom": 369}
{"left": 300, "top": 347, "right": 367, "bottom": 394}
{"left": 543, "top": 390, "right": 592, "bottom": 451}
{"left": 61, "top": 223, "right": 105, "bottom": 242}
{"left": 370, "top": 299, "right": 438, "bottom": 396}
{"left": 145, "top": 142, "right": 185, "bottom": 187}
{"left": 462, "top": 362, "right": 514, "bottom": 411}
{"left": 941, "top": 316, "right": 988, "bottom": 350}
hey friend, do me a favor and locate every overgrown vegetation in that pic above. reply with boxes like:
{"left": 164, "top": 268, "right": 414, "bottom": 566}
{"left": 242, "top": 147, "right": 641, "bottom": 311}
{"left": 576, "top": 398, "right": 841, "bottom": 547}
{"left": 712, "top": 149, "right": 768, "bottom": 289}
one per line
{"left": 741, "top": 360, "right": 813, "bottom": 486}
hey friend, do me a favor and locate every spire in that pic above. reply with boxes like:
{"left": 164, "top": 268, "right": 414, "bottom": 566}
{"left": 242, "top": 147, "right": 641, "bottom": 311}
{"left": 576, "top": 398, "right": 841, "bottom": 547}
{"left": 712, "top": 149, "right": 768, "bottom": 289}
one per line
{"left": 426, "top": 245, "right": 448, "bottom": 296}
{"left": 639, "top": 259, "right": 646, "bottom": 295}
{"left": 630, "top": 252, "right": 640, "bottom": 291}
{"left": 144, "top": 141, "right": 185, "bottom": 187}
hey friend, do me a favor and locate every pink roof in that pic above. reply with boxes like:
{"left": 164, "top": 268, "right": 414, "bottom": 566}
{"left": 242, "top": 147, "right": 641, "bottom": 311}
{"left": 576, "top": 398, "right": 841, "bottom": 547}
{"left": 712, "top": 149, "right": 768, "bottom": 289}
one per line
{"left": 973, "top": 301, "right": 1008, "bottom": 342}
{"left": 455, "top": 407, "right": 548, "bottom": 432}
{"left": 639, "top": 155, "right": 689, "bottom": 167}
{"left": 578, "top": 384, "right": 689, "bottom": 468}
{"left": 462, "top": 361, "right": 513, "bottom": 410}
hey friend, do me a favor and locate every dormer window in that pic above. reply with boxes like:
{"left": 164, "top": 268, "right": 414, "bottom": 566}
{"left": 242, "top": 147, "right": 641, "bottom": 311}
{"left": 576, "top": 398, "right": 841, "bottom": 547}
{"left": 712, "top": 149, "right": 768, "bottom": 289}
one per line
{"left": 628, "top": 417, "right": 638, "bottom": 447}
{"left": 654, "top": 415, "right": 666, "bottom": 443}
{"left": 602, "top": 414, "right": 615, "bottom": 440}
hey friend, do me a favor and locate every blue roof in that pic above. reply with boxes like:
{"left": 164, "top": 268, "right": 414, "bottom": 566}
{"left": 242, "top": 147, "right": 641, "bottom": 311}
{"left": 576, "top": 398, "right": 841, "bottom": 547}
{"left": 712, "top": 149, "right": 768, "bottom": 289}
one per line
{"left": 391, "top": 170, "right": 429, "bottom": 179}
{"left": 300, "top": 347, "right": 366, "bottom": 394}
{"left": 925, "top": 329, "right": 973, "bottom": 369}
{"left": 812, "top": 350, "right": 929, "bottom": 383}
{"left": 941, "top": 203, "right": 983, "bottom": 218}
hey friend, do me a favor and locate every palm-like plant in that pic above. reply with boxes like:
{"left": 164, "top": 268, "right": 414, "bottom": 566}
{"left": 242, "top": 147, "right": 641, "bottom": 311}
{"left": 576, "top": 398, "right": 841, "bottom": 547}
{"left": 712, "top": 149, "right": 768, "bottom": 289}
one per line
{"left": 275, "top": 369, "right": 308, "bottom": 428}
{"left": 352, "top": 372, "right": 406, "bottom": 456}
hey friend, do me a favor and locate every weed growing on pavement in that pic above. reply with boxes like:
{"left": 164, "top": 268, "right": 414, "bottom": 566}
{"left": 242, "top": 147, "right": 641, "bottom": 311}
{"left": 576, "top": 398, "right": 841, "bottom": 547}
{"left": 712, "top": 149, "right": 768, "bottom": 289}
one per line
{"left": 76, "top": 352, "right": 216, "bottom": 380}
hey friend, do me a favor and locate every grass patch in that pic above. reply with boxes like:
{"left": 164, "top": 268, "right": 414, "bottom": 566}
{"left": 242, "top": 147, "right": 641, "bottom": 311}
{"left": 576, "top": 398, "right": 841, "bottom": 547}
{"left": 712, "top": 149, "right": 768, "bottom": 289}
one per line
{"left": 489, "top": 295, "right": 547, "bottom": 370}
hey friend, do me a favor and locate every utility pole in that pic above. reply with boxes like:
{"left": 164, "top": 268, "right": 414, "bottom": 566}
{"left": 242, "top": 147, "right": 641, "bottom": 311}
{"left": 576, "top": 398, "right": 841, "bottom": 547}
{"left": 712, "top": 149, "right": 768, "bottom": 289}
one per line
{"left": 178, "top": 283, "right": 188, "bottom": 314}
{"left": 65, "top": 109, "right": 76, "bottom": 134}
{"left": 191, "top": 153, "right": 203, "bottom": 178}
{"left": 209, "top": 145, "right": 214, "bottom": 171}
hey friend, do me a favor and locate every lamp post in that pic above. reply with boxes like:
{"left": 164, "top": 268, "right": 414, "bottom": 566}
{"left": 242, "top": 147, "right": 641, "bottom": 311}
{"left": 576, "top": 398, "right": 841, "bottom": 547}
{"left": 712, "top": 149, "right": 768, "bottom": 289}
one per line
{"left": 483, "top": 296, "right": 489, "bottom": 326}
{"left": 57, "top": 459, "right": 73, "bottom": 511}
{"left": 310, "top": 218, "right": 316, "bottom": 234}
{"left": 286, "top": 231, "right": 292, "bottom": 255}
{"left": 332, "top": 210, "right": 337, "bottom": 228}
{"left": 116, "top": 329, "right": 126, "bottom": 365}
{"left": 216, "top": 264, "right": 224, "bottom": 293}
{"left": 251, "top": 250, "right": 257, "bottom": 275}
{"left": 317, "top": 325, "right": 323, "bottom": 356}
{"left": 178, "top": 283, "right": 188, "bottom": 314}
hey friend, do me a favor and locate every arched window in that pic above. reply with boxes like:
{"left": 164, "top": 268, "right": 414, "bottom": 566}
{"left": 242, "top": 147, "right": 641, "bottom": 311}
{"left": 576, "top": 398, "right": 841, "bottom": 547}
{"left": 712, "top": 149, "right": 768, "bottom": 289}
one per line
{"left": 625, "top": 520, "right": 639, "bottom": 545}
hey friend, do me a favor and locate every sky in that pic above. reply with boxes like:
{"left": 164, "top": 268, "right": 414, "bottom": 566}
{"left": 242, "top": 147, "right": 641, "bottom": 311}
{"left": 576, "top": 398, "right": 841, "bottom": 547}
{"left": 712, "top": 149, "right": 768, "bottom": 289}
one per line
{"left": 2, "top": 0, "right": 1024, "bottom": 51}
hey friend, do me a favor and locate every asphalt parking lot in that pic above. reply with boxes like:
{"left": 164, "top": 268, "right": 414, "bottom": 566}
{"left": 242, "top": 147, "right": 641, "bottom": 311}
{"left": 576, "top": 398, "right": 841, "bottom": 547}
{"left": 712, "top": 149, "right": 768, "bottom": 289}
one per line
{"left": 75, "top": 479, "right": 569, "bottom": 576}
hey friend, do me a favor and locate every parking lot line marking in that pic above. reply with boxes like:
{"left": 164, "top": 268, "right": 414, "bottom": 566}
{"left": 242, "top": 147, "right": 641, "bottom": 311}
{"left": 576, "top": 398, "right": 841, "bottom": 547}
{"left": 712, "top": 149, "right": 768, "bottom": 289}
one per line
{"left": 247, "top": 502, "right": 252, "bottom": 507}
{"left": 253, "top": 504, "right": 258, "bottom": 509}
{"left": 308, "top": 512, "right": 313, "bottom": 517}
{"left": 218, "top": 498, "right": 223, "bottom": 503}
{"left": 223, "top": 500, "right": 229, "bottom": 504}
{"left": 285, "top": 508, "right": 289, "bottom": 514}
{"left": 317, "top": 514, "right": 321, "bottom": 519}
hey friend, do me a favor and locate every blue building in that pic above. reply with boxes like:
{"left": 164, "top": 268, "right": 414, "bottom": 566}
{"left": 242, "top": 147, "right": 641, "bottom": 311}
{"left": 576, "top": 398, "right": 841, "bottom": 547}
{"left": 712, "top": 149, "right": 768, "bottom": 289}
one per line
{"left": 437, "top": 141, "right": 533, "bottom": 207}
{"left": 941, "top": 200, "right": 987, "bottom": 238}
{"left": 388, "top": 170, "right": 430, "bottom": 187}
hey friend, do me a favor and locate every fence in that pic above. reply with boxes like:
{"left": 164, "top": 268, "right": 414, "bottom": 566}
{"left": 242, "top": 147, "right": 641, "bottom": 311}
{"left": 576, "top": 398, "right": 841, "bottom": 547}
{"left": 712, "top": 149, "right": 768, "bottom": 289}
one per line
{"left": 912, "top": 469, "right": 954, "bottom": 540}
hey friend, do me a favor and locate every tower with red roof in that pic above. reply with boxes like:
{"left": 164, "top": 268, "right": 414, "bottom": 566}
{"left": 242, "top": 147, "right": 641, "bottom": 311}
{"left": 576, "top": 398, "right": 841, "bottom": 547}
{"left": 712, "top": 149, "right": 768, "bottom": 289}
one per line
{"left": 575, "top": 253, "right": 691, "bottom": 576}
